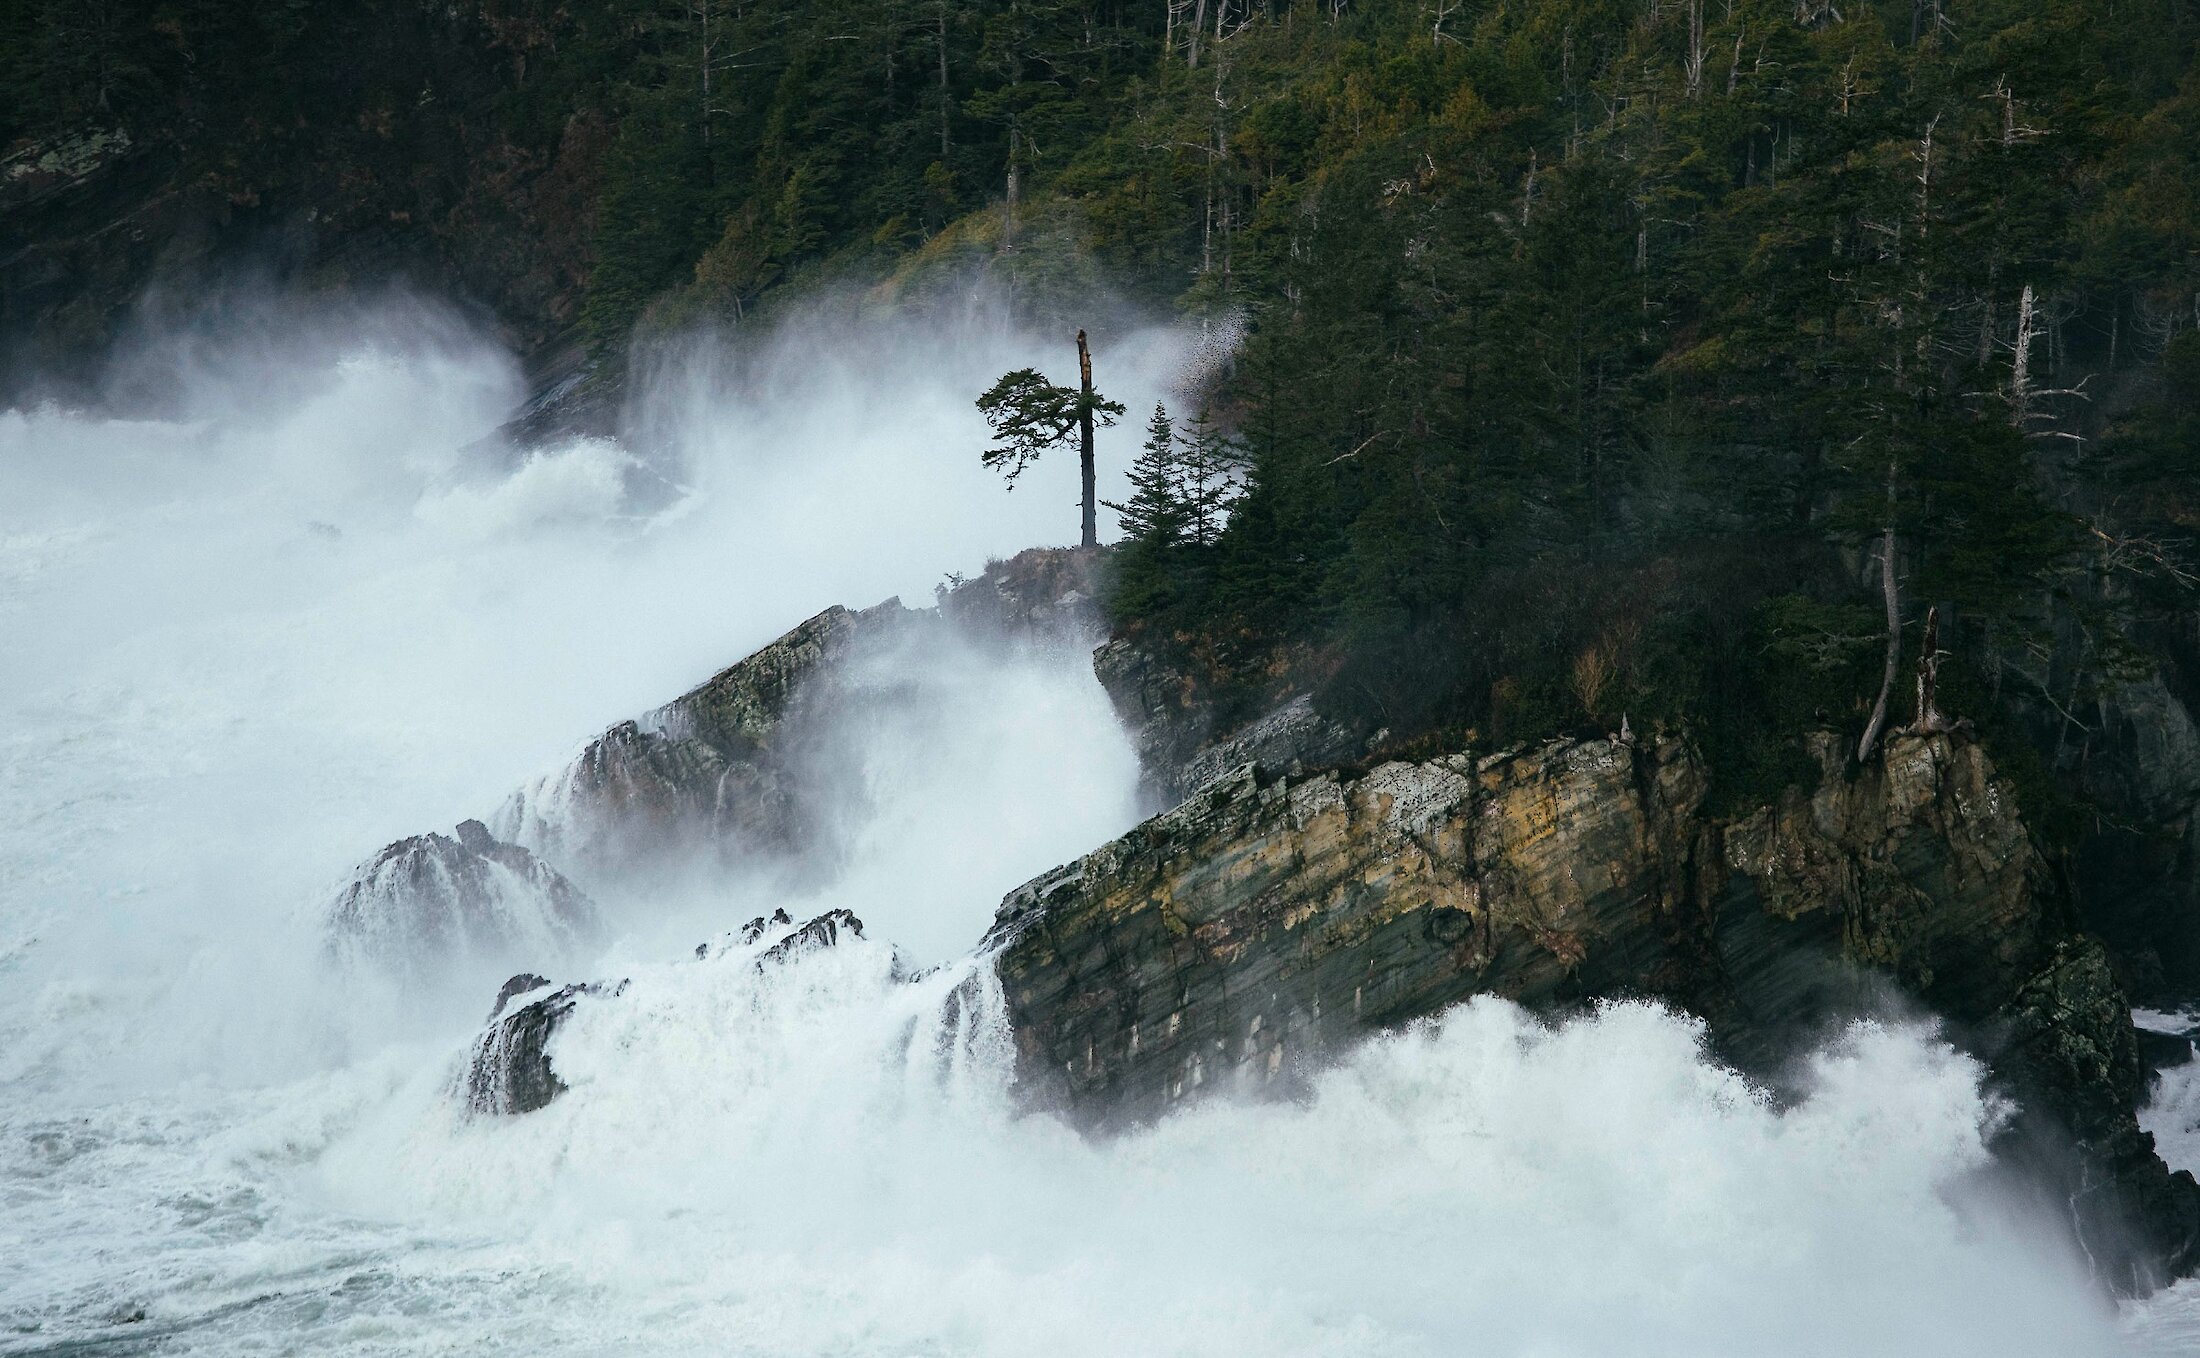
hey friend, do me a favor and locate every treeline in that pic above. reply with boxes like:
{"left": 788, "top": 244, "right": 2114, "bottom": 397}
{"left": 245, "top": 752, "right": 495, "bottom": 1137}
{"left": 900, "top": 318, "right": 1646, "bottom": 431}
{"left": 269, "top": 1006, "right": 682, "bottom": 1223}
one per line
{"left": 1059, "top": 0, "right": 2200, "bottom": 810}
{"left": 7, "top": 0, "right": 2199, "bottom": 804}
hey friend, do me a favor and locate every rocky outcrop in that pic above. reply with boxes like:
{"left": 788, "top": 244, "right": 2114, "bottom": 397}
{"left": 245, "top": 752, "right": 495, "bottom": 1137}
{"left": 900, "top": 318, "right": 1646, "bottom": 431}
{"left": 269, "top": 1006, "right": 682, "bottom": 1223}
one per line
{"left": 489, "top": 549, "right": 1109, "bottom": 890}
{"left": 1996, "top": 939, "right": 2200, "bottom": 1292}
{"left": 1093, "top": 638, "right": 1364, "bottom": 809}
{"left": 462, "top": 908, "right": 869, "bottom": 1116}
{"left": 324, "top": 819, "right": 601, "bottom": 982}
{"left": 935, "top": 546, "right": 1107, "bottom": 648}
{"left": 986, "top": 727, "right": 2199, "bottom": 1288}
{"left": 465, "top": 977, "right": 597, "bottom": 1115}
{"left": 2062, "top": 671, "right": 2200, "bottom": 997}
{"left": 490, "top": 600, "right": 904, "bottom": 884}
{"left": 326, "top": 548, "right": 1106, "bottom": 976}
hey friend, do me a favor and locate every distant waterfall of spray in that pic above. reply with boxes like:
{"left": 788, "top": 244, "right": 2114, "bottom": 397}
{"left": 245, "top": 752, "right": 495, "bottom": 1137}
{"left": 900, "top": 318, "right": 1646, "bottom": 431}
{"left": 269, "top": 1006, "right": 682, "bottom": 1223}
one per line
{"left": 0, "top": 289, "right": 2192, "bottom": 1355}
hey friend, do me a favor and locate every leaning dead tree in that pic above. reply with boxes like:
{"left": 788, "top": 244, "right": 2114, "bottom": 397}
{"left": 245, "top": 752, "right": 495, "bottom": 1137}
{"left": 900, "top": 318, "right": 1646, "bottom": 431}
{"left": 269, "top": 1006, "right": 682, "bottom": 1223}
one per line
{"left": 1856, "top": 115, "right": 1942, "bottom": 765}
{"left": 1857, "top": 502, "right": 1903, "bottom": 763}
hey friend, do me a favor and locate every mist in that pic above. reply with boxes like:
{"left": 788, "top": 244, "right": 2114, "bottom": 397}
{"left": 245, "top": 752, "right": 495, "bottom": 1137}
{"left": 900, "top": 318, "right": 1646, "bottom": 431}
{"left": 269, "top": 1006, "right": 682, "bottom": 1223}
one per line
{"left": 0, "top": 288, "right": 2180, "bottom": 1355}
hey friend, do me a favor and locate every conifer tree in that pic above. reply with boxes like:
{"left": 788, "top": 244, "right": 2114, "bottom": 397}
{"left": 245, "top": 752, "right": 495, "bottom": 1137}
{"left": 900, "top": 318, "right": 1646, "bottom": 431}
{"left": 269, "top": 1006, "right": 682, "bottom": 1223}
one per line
{"left": 976, "top": 329, "right": 1126, "bottom": 547}
{"left": 1107, "top": 403, "right": 1191, "bottom": 546}
{"left": 1175, "top": 405, "right": 1244, "bottom": 547}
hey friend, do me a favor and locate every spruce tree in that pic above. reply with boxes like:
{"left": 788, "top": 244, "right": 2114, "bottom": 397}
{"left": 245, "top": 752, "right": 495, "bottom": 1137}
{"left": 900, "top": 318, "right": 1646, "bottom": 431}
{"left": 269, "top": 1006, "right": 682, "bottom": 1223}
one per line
{"left": 1107, "top": 403, "right": 1191, "bottom": 547}
{"left": 1176, "top": 405, "right": 1244, "bottom": 548}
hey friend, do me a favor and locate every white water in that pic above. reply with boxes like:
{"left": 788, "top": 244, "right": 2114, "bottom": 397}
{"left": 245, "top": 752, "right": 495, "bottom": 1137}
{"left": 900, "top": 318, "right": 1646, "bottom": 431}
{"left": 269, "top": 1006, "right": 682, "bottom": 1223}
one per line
{"left": 0, "top": 295, "right": 2187, "bottom": 1355}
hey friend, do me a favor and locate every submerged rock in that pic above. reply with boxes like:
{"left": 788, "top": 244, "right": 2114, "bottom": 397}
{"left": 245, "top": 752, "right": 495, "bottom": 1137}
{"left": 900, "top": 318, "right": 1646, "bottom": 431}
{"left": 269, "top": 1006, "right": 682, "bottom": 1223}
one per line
{"left": 986, "top": 727, "right": 2199, "bottom": 1290}
{"left": 325, "top": 819, "right": 601, "bottom": 982}
{"left": 464, "top": 907, "right": 870, "bottom": 1117}
{"left": 464, "top": 978, "right": 595, "bottom": 1116}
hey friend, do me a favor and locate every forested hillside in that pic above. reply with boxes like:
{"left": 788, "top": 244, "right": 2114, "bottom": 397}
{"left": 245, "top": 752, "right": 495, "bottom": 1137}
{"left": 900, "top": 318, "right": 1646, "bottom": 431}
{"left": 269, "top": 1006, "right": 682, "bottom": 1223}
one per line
{"left": 7, "top": 0, "right": 2200, "bottom": 880}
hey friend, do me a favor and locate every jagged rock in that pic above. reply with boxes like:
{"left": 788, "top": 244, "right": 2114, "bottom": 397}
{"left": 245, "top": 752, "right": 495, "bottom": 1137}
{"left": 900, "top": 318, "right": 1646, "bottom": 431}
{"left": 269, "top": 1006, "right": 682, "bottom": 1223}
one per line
{"left": 934, "top": 545, "right": 1107, "bottom": 648}
{"left": 2064, "top": 672, "right": 2200, "bottom": 996}
{"left": 487, "top": 550, "right": 1110, "bottom": 889}
{"left": 1092, "top": 638, "right": 1364, "bottom": 809}
{"left": 491, "top": 602, "right": 902, "bottom": 883}
{"left": 694, "top": 909, "right": 795, "bottom": 958}
{"left": 757, "top": 908, "right": 863, "bottom": 966}
{"left": 465, "top": 979, "right": 595, "bottom": 1115}
{"left": 464, "top": 908, "right": 866, "bottom": 1116}
{"left": 986, "top": 727, "right": 2197, "bottom": 1289}
{"left": 1996, "top": 939, "right": 2200, "bottom": 1290}
{"left": 325, "top": 819, "right": 601, "bottom": 982}
{"left": 487, "top": 972, "right": 552, "bottom": 1021}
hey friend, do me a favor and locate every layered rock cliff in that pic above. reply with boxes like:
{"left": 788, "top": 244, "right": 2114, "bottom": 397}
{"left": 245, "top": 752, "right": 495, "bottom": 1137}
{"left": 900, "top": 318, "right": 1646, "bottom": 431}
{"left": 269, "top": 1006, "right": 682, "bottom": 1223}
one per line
{"left": 985, "top": 728, "right": 2199, "bottom": 1290}
{"left": 374, "top": 546, "right": 2198, "bottom": 1291}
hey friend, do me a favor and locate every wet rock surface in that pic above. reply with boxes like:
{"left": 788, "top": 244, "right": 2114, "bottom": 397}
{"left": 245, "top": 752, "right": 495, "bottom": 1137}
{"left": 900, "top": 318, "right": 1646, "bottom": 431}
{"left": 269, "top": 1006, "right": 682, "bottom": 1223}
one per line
{"left": 487, "top": 549, "right": 1107, "bottom": 888}
{"left": 490, "top": 600, "right": 901, "bottom": 884}
{"left": 333, "top": 549, "right": 1103, "bottom": 970}
{"left": 2061, "top": 672, "right": 2200, "bottom": 998}
{"left": 1996, "top": 940, "right": 2200, "bottom": 1290}
{"left": 987, "top": 727, "right": 2198, "bottom": 1289}
{"left": 1092, "top": 638, "right": 1365, "bottom": 810}
{"left": 324, "top": 819, "right": 601, "bottom": 981}
{"left": 463, "top": 908, "right": 869, "bottom": 1117}
{"left": 465, "top": 979, "right": 595, "bottom": 1116}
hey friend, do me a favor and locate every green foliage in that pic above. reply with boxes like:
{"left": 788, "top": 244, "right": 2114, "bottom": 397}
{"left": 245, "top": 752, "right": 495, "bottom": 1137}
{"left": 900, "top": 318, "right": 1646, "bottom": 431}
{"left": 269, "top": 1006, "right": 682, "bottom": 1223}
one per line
{"left": 1104, "top": 401, "right": 1245, "bottom": 616}
{"left": 13, "top": 0, "right": 2199, "bottom": 803}
{"left": 974, "top": 364, "right": 1123, "bottom": 483}
{"left": 1108, "top": 405, "right": 1190, "bottom": 546}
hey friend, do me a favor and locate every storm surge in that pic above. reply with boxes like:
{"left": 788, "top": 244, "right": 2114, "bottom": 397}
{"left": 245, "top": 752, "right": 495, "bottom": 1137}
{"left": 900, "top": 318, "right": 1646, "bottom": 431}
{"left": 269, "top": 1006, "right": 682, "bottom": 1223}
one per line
{"left": 0, "top": 294, "right": 2186, "bottom": 1355}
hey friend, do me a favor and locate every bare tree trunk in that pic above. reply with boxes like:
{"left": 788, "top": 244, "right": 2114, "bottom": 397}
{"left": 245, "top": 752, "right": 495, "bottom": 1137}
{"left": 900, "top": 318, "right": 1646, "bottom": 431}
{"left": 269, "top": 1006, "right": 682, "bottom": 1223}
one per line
{"left": 1858, "top": 515, "right": 1901, "bottom": 762}
{"left": 1685, "top": 0, "right": 1705, "bottom": 98}
{"left": 1911, "top": 604, "right": 1949, "bottom": 733}
{"left": 1003, "top": 123, "right": 1020, "bottom": 251}
{"left": 2011, "top": 282, "right": 2037, "bottom": 424}
{"left": 1188, "top": 0, "right": 1206, "bottom": 67}
{"left": 937, "top": 1, "right": 952, "bottom": 159}
{"left": 1077, "top": 330, "right": 1098, "bottom": 548}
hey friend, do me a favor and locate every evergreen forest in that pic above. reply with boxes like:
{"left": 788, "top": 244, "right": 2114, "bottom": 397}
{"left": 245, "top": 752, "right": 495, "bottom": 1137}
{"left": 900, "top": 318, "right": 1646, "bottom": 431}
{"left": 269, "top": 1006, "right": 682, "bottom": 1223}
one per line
{"left": 8, "top": 0, "right": 2200, "bottom": 818}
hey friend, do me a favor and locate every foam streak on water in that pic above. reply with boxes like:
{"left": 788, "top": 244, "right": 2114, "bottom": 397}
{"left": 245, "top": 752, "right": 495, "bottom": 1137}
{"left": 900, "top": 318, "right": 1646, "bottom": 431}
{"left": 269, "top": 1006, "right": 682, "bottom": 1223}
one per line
{"left": 0, "top": 295, "right": 2170, "bottom": 1356}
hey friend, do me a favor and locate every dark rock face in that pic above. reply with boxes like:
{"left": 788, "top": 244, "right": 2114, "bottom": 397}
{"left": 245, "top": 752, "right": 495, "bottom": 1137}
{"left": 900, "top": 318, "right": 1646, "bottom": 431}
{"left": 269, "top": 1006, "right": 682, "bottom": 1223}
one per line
{"left": 325, "top": 819, "right": 601, "bottom": 981}
{"left": 1996, "top": 940, "right": 2200, "bottom": 1290}
{"left": 465, "top": 979, "right": 594, "bottom": 1116}
{"left": 987, "top": 728, "right": 2196, "bottom": 1288}
{"left": 1092, "top": 638, "right": 1364, "bottom": 810}
{"left": 487, "top": 550, "right": 1109, "bottom": 890}
{"left": 491, "top": 602, "right": 900, "bottom": 884}
{"left": 463, "top": 909, "right": 867, "bottom": 1117}
{"left": 2061, "top": 673, "right": 2200, "bottom": 998}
